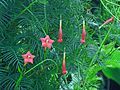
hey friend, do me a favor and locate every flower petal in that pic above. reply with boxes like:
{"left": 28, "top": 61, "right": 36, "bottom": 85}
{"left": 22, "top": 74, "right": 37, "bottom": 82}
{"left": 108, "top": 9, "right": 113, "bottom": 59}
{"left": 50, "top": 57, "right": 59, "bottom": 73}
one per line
{"left": 28, "top": 58, "right": 34, "bottom": 64}
{"left": 40, "top": 38, "right": 46, "bottom": 42}
{"left": 45, "top": 35, "right": 50, "bottom": 40}
{"left": 42, "top": 42, "right": 47, "bottom": 47}
{"left": 47, "top": 43, "right": 52, "bottom": 49}
{"left": 49, "top": 39, "right": 54, "bottom": 43}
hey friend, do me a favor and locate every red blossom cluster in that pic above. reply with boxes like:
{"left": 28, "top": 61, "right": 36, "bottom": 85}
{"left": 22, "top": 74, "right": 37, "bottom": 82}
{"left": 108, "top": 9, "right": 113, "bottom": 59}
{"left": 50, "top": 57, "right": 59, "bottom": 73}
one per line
{"left": 22, "top": 16, "right": 114, "bottom": 75}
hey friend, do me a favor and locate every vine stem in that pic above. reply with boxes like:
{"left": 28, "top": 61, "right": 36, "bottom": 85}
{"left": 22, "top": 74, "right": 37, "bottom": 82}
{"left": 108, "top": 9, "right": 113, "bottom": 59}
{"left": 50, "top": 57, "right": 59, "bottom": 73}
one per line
{"left": 44, "top": 3, "right": 48, "bottom": 34}
{"left": 15, "top": 73, "right": 23, "bottom": 89}
{"left": 89, "top": 28, "right": 112, "bottom": 67}
{"left": 7, "top": 1, "right": 36, "bottom": 27}
{"left": 22, "top": 3, "right": 47, "bottom": 35}
{"left": 105, "top": 0, "right": 120, "bottom": 7}
{"left": 24, "top": 59, "right": 58, "bottom": 75}
{"left": 100, "top": 0, "right": 119, "bottom": 21}
{"left": 83, "top": 27, "right": 112, "bottom": 88}
{"left": 15, "top": 59, "right": 58, "bottom": 89}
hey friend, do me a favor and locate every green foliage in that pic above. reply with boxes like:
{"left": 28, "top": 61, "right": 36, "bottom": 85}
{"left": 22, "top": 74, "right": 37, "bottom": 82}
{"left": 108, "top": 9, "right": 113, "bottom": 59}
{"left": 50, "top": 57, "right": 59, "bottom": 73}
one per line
{"left": 0, "top": 0, "right": 120, "bottom": 90}
{"left": 100, "top": 0, "right": 120, "bottom": 21}
{"left": 102, "top": 42, "right": 120, "bottom": 85}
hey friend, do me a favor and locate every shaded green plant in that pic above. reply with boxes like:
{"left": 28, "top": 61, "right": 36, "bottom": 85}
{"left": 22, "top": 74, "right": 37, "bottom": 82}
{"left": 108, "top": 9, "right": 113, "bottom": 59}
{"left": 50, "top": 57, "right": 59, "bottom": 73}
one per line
{"left": 0, "top": 0, "right": 120, "bottom": 90}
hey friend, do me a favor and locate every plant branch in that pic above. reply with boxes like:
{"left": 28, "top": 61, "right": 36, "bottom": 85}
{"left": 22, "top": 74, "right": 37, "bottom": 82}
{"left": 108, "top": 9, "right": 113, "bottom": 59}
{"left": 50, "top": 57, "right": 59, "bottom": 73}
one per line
{"left": 24, "top": 59, "right": 58, "bottom": 75}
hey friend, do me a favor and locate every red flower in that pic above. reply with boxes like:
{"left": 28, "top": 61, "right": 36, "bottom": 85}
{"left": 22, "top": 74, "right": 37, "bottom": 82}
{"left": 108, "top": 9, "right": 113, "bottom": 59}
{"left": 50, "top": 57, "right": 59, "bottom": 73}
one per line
{"left": 62, "top": 51, "right": 67, "bottom": 75}
{"left": 99, "top": 16, "right": 114, "bottom": 29}
{"left": 40, "top": 35, "right": 54, "bottom": 49}
{"left": 57, "top": 20, "right": 63, "bottom": 43}
{"left": 22, "top": 51, "right": 35, "bottom": 65}
{"left": 80, "top": 20, "right": 86, "bottom": 44}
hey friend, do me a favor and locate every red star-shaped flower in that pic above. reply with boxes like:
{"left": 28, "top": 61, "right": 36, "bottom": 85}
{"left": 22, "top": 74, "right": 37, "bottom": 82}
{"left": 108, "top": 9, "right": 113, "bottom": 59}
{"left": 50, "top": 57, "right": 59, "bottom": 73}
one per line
{"left": 22, "top": 51, "right": 35, "bottom": 65}
{"left": 40, "top": 35, "right": 54, "bottom": 49}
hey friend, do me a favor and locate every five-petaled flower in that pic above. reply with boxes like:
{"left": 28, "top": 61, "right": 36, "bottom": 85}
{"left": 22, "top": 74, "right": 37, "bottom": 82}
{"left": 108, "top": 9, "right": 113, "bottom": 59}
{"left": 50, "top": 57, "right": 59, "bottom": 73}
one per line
{"left": 22, "top": 51, "right": 35, "bottom": 65}
{"left": 40, "top": 35, "right": 54, "bottom": 49}
{"left": 80, "top": 20, "right": 86, "bottom": 44}
{"left": 62, "top": 50, "right": 67, "bottom": 75}
{"left": 58, "top": 20, "right": 63, "bottom": 43}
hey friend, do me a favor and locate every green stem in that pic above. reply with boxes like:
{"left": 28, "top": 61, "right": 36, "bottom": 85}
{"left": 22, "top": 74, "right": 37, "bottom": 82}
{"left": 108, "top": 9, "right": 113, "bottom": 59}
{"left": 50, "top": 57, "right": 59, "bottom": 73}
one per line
{"left": 44, "top": 3, "right": 48, "bottom": 34}
{"left": 83, "top": 27, "right": 112, "bottom": 89}
{"left": 62, "top": 75, "right": 69, "bottom": 90}
{"left": 17, "top": 1, "right": 36, "bottom": 18}
{"left": 15, "top": 73, "right": 23, "bottom": 89}
{"left": 22, "top": 4, "right": 47, "bottom": 35}
{"left": 65, "top": 77, "right": 69, "bottom": 90}
{"left": 24, "top": 59, "right": 58, "bottom": 75}
{"left": 105, "top": 0, "right": 120, "bottom": 7}
{"left": 100, "top": 0, "right": 119, "bottom": 21}
{"left": 89, "top": 28, "right": 111, "bottom": 67}
{"left": 15, "top": 59, "right": 57, "bottom": 89}
{"left": 8, "top": 1, "right": 36, "bottom": 26}
{"left": 44, "top": 49, "right": 49, "bottom": 59}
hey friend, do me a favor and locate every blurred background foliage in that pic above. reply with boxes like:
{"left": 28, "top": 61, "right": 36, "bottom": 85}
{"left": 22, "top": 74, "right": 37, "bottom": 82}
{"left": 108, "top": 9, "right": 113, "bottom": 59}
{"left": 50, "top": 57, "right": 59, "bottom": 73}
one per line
{"left": 0, "top": 0, "right": 120, "bottom": 90}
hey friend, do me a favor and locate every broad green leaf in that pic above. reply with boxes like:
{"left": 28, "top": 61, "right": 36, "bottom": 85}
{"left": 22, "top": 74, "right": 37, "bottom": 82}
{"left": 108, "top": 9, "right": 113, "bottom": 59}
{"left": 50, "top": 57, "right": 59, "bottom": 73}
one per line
{"left": 87, "top": 64, "right": 102, "bottom": 82}
{"left": 105, "top": 49, "right": 120, "bottom": 68}
{"left": 102, "top": 42, "right": 120, "bottom": 68}
{"left": 103, "top": 68, "right": 120, "bottom": 85}
{"left": 102, "top": 42, "right": 120, "bottom": 85}
{"left": 102, "top": 42, "right": 116, "bottom": 54}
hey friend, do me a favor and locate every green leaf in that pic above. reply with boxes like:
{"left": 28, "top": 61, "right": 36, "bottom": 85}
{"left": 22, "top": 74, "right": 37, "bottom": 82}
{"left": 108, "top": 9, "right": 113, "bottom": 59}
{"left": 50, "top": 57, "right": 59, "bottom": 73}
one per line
{"left": 102, "top": 42, "right": 116, "bottom": 54}
{"left": 87, "top": 64, "right": 102, "bottom": 82}
{"left": 105, "top": 48, "right": 120, "bottom": 68}
{"left": 102, "top": 42, "right": 120, "bottom": 85}
{"left": 103, "top": 67, "right": 120, "bottom": 85}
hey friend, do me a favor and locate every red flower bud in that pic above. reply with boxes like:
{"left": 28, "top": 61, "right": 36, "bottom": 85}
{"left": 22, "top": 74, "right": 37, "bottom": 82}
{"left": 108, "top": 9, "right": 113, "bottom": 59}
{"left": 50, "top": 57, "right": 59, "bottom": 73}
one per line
{"left": 62, "top": 51, "right": 67, "bottom": 75}
{"left": 99, "top": 16, "right": 114, "bottom": 29}
{"left": 58, "top": 20, "right": 63, "bottom": 43}
{"left": 80, "top": 21, "right": 86, "bottom": 44}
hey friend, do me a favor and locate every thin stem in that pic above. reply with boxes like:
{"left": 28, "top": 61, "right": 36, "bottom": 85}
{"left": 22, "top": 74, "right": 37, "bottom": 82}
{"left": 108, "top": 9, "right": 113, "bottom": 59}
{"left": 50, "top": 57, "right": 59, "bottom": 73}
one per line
{"left": 78, "top": 64, "right": 80, "bottom": 81}
{"left": 17, "top": 1, "right": 36, "bottom": 18}
{"left": 83, "top": 27, "right": 112, "bottom": 89}
{"left": 22, "top": 4, "right": 47, "bottom": 35}
{"left": 15, "top": 73, "right": 23, "bottom": 89}
{"left": 8, "top": 1, "right": 36, "bottom": 27}
{"left": 24, "top": 59, "right": 58, "bottom": 75}
{"left": 89, "top": 28, "right": 112, "bottom": 67}
{"left": 107, "top": 79, "right": 110, "bottom": 90}
{"left": 62, "top": 75, "right": 70, "bottom": 90}
{"left": 44, "top": 3, "right": 48, "bottom": 33}
{"left": 105, "top": 0, "right": 120, "bottom": 7}
{"left": 65, "top": 77, "right": 69, "bottom": 90}
{"left": 100, "top": 0, "right": 119, "bottom": 21}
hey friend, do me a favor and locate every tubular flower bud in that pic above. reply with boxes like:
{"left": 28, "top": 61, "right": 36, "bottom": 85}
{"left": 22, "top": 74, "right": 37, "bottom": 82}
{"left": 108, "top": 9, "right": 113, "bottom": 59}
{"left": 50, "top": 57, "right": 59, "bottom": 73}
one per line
{"left": 80, "top": 20, "right": 86, "bottom": 44}
{"left": 58, "top": 20, "right": 63, "bottom": 43}
{"left": 99, "top": 16, "right": 114, "bottom": 29}
{"left": 62, "top": 50, "right": 67, "bottom": 75}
